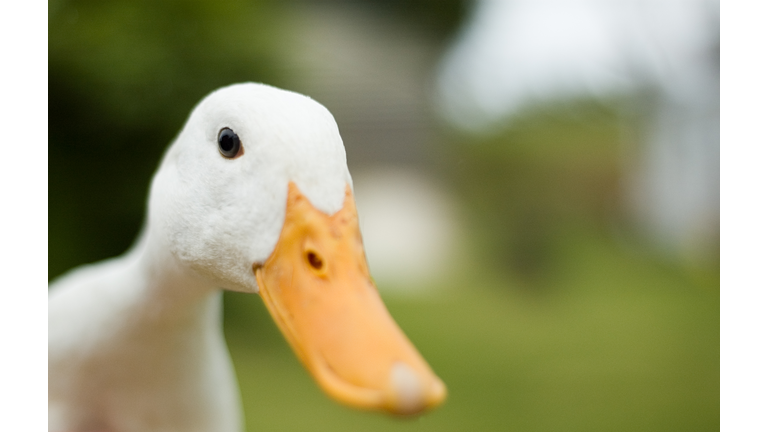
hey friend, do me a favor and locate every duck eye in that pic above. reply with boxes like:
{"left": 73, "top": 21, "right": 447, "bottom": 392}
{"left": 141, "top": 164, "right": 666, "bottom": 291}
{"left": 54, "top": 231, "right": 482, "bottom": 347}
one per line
{"left": 218, "top": 128, "right": 242, "bottom": 158}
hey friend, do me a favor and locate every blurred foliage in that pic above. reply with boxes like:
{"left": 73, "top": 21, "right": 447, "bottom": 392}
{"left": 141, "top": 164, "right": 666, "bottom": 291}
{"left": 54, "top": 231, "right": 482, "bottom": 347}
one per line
{"left": 436, "top": 100, "right": 626, "bottom": 283}
{"left": 49, "top": 0, "right": 288, "bottom": 278}
{"left": 362, "top": 0, "right": 468, "bottom": 38}
{"left": 49, "top": 0, "right": 287, "bottom": 129}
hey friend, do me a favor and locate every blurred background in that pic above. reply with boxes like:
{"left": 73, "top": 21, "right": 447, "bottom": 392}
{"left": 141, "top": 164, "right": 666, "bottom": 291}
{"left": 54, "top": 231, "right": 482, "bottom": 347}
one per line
{"left": 49, "top": 0, "right": 719, "bottom": 431}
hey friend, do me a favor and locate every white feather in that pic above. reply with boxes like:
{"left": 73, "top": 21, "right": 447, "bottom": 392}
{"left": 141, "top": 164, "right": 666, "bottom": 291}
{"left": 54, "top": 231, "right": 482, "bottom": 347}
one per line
{"left": 49, "top": 83, "right": 353, "bottom": 432}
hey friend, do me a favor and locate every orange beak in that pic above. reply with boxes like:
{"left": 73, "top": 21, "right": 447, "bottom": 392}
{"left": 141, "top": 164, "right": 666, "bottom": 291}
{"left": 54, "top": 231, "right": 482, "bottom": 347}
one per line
{"left": 255, "top": 182, "right": 446, "bottom": 415}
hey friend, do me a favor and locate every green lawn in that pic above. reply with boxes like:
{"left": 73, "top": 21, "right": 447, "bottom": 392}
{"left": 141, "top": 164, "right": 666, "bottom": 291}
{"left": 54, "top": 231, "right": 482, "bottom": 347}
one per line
{"left": 222, "top": 227, "right": 719, "bottom": 432}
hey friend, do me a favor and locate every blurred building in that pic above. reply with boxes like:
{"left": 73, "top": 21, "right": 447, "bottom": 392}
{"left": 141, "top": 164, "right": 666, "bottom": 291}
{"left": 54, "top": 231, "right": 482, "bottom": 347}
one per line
{"left": 279, "top": 2, "right": 463, "bottom": 290}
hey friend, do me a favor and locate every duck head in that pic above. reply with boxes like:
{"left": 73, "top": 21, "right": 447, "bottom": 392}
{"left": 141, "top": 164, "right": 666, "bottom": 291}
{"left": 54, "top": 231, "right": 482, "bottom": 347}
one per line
{"left": 146, "top": 83, "right": 446, "bottom": 415}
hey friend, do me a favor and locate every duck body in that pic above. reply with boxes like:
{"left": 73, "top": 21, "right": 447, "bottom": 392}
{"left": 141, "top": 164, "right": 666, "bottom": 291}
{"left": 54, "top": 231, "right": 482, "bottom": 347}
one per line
{"left": 49, "top": 83, "right": 445, "bottom": 432}
{"left": 49, "top": 252, "right": 241, "bottom": 432}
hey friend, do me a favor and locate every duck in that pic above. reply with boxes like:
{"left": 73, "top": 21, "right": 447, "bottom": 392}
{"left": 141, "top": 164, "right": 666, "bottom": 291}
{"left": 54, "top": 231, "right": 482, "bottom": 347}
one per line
{"left": 48, "top": 83, "right": 446, "bottom": 432}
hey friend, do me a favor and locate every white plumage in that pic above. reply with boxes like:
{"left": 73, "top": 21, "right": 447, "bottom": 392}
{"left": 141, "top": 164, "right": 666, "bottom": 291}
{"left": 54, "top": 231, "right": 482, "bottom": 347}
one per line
{"left": 49, "top": 83, "right": 445, "bottom": 432}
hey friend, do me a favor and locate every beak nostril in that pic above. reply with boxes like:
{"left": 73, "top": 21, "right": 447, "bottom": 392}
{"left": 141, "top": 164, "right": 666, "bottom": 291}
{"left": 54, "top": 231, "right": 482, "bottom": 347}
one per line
{"left": 306, "top": 251, "right": 324, "bottom": 272}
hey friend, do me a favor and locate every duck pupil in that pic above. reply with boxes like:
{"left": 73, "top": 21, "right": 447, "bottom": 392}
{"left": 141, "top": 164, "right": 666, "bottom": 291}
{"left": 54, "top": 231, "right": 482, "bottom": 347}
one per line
{"left": 221, "top": 135, "right": 233, "bottom": 151}
{"left": 218, "top": 128, "right": 240, "bottom": 157}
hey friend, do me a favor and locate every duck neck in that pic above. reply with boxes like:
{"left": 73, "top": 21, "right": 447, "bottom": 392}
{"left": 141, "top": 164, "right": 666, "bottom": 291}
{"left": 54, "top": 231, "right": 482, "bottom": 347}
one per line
{"left": 125, "top": 224, "right": 223, "bottom": 326}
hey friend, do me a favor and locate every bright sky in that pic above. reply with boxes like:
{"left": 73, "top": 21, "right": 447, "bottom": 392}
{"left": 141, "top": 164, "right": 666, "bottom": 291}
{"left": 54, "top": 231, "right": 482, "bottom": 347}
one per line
{"left": 436, "top": 0, "right": 720, "bottom": 130}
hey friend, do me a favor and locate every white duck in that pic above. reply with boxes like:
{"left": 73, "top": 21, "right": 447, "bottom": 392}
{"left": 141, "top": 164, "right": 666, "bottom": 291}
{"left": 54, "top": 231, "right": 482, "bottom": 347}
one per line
{"left": 48, "top": 83, "right": 446, "bottom": 432}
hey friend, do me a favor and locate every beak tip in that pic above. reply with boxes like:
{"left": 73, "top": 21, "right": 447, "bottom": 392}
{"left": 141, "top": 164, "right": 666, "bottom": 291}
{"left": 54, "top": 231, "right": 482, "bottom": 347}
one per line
{"left": 428, "top": 377, "right": 447, "bottom": 407}
{"left": 386, "top": 362, "right": 447, "bottom": 415}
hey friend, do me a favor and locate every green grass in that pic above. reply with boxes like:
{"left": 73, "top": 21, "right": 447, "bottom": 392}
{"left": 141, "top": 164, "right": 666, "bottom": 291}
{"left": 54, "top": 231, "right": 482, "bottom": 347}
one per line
{"left": 223, "top": 227, "right": 719, "bottom": 432}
